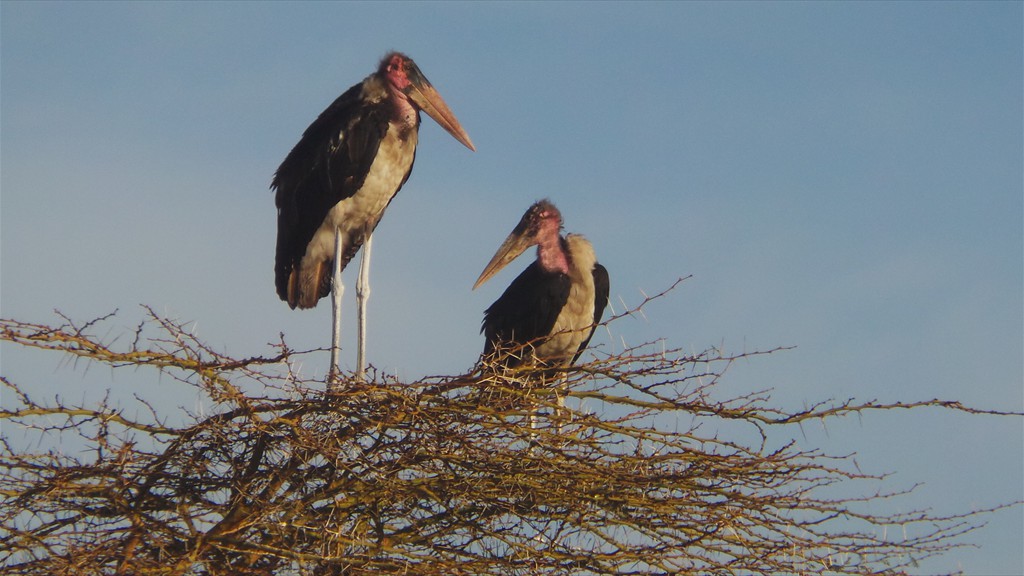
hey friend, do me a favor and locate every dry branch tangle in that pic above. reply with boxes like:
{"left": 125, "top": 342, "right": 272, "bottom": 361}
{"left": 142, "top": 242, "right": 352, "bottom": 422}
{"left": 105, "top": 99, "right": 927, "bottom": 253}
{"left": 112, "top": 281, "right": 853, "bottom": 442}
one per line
{"left": 1, "top": 290, "right": 1019, "bottom": 575}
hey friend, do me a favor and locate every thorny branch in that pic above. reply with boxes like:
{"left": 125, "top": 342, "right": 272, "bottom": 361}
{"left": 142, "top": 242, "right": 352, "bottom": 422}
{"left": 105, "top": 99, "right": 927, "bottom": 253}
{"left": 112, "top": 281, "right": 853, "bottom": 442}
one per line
{"left": 1, "top": 285, "right": 1020, "bottom": 575}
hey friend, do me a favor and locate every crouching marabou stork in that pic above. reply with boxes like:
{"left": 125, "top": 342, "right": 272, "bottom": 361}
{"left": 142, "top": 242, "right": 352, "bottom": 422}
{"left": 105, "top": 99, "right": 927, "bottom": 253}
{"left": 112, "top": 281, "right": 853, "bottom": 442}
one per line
{"left": 273, "top": 52, "right": 474, "bottom": 382}
{"left": 473, "top": 200, "right": 610, "bottom": 414}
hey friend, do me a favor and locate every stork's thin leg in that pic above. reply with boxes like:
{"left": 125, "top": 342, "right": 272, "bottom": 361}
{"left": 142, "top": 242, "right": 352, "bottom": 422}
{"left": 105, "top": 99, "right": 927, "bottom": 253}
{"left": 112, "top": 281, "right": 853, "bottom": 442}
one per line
{"left": 355, "top": 232, "right": 373, "bottom": 382}
{"left": 554, "top": 384, "right": 566, "bottom": 435}
{"left": 527, "top": 409, "right": 539, "bottom": 456}
{"left": 329, "top": 228, "right": 344, "bottom": 387}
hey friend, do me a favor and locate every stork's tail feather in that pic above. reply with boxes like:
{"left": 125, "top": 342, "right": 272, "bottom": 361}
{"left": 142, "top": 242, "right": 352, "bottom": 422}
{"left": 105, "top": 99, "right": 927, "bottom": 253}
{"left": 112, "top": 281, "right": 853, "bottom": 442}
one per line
{"left": 281, "top": 260, "right": 334, "bottom": 310}
{"left": 317, "top": 260, "right": 332, "bottom": 302}
{"left": 286, "top": 268, "right": 300, "bottom": 310}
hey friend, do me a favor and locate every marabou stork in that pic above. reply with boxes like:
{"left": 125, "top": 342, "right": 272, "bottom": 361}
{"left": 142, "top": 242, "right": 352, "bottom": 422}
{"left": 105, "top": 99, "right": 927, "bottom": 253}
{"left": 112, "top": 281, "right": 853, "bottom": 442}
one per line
{"left": 273, "top": 52, "right": 474, "bottom": 381}
{"left": 473, "top": 200, "right": 610, "bottom": 384}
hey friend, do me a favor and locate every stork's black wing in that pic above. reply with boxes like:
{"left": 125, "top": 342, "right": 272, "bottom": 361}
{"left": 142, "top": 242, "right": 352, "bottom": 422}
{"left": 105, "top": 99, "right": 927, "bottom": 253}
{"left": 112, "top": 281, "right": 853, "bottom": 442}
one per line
{"left": 482, "top": 261, "right": 571, "bottom": 361}
{"left": 571, "top": 262, "right": 610, "bottom": 365}
{"left": 272, "top": 82, "right": 391, "bottom": 302}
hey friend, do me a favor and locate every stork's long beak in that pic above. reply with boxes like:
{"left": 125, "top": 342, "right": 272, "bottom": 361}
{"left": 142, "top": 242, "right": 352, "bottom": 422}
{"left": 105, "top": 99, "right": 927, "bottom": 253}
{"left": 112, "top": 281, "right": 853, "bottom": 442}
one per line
{"left": 406, "top": 78, "right": 476, "bottom": 152}
{"left": 473, "top": 223, "right": 535, "bottom": 290}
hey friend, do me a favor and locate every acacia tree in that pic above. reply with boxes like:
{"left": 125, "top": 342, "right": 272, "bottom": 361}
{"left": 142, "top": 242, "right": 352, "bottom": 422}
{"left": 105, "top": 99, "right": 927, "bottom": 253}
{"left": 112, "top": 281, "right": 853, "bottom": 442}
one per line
{"left": 0, "top": 284, "right": 1018, "bottom": 575}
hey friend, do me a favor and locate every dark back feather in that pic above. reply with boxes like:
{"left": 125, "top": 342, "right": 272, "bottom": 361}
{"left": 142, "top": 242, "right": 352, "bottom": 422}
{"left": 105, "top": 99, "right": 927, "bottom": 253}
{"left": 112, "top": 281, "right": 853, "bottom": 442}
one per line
{"left": 481, "top": 261, "right": 571, "bottom": 362}
{"left": 272, "top": 82, "right": 391, "bottom": 302}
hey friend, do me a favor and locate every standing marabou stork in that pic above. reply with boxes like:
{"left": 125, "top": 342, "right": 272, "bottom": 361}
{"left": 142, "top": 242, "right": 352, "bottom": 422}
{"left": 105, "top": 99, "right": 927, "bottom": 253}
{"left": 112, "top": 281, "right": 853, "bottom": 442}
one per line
{"left": 274, "top": 52, "right": 474, "bottom": 382}
{"left": 473, "top": 200, "right": 610, "bottom": 382}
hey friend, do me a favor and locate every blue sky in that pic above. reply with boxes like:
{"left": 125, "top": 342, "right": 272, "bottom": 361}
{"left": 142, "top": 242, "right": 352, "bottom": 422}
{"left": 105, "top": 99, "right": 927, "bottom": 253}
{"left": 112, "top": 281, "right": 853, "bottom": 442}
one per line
{"left": 2, "top": 2, "right": 1021, "bottom": 573}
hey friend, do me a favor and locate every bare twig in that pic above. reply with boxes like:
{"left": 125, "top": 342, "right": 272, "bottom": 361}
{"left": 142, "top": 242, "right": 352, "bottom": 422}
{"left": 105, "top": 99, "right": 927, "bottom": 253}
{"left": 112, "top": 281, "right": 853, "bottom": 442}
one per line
{"left": 1, "top": 289, "right": 1019, "bottom": 575}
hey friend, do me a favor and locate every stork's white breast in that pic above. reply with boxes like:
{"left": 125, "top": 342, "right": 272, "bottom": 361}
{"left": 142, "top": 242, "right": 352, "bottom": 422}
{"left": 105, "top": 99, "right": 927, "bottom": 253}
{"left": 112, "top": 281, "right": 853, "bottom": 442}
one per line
{"left": 302, "top": 128, "right": 419, "bottom": 268}
{"left": 535, "top": 234, "right": 598, "bottom": 363}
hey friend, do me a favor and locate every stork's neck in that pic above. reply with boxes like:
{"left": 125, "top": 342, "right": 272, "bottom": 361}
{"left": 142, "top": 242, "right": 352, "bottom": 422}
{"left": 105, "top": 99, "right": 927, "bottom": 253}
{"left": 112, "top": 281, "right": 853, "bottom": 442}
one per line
{"left": 537, "top": 233, "right": 570, "bottom": 275}
{"left": 388, "top": 87, "right": 421, "bottom": 130}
